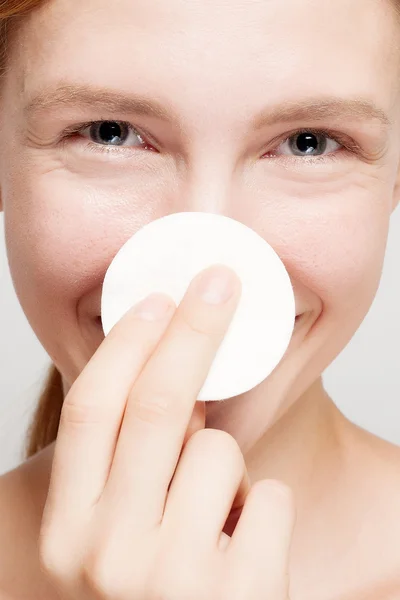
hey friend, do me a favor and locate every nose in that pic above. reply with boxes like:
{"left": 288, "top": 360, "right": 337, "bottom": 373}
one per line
{"left": 173, "top": 154, "right": 242, "bottom": 217}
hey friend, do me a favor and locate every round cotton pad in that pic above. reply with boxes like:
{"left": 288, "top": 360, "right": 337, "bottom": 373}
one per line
{"left": 101, "top": 212, "right": 295, "bottom": 401}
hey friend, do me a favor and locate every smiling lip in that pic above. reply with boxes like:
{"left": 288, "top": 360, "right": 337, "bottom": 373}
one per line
{"left": 95, "top": 313, "right": 304, "bottom": 326}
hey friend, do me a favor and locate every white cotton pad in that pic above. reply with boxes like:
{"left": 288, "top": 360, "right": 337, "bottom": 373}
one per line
{"left": 101, "top": 212, "right": 295, "bottom": 401}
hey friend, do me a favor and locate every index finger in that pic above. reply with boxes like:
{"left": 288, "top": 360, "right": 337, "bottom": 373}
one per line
{"left": 44, "top": 292, "right": 176, "bottom": 522}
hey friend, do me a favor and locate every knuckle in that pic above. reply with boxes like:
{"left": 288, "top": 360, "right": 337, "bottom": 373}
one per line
{"left": 82, "top": 548, "right": 146, "bottom": 599}
{"left": 81, "top": 548, "right": 118, "bottom": 596}
{"left": 61, "top": 398, "right": 108, "bottom": 428}
{"left": 38, "top": 530, "right": 71, "bottom": 582}
{"left": 128, "top": 390, "right": 175, "bottom": 424}
{"left": 179, "top": 304, "right": 216, "bottom": 340}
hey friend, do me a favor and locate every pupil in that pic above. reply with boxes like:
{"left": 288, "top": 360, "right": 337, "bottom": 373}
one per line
{"left": 294, "top": 132, "right": 324, "bottom": 155}
{"left": 94, "top": 123, "right": 323, "bottom": 153}
{"left": 98, "top": 121, "right": 123, "bottom": 144}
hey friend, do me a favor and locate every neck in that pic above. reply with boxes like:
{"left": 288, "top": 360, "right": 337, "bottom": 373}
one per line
{"left": 56, "top": 374, "right": 347, "bottom": 520}
{"left": 205, "top": 376, "right": 349, "bottom": 518}
{"left": 249, "top": 381, "right": 345, "bottom": 506}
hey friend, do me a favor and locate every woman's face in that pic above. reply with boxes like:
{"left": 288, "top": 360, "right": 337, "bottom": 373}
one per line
{"left": 1, "top": 0, "right": 400, "bottom": 443}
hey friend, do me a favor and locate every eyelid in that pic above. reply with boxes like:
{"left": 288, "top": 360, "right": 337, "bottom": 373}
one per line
{"left": 60, "top": 119, "right": 156, "bottom": 147}
{"left": 59, "top": 119, "right": 361, "bottom": 162}
{"left": 266, "top": 127, "right": 361, "bottom": 155}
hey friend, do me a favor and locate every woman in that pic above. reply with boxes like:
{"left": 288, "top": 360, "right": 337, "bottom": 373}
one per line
{"left": 1, "top": 0, "right": 400, "bottom": 597}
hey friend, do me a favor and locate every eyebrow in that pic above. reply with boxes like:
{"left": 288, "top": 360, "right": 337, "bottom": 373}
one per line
{"left": 253, "top": 97, "right": 392, "bottom": 131}
{"left": 23, "top": 83, "right": 392, "bottom": 131}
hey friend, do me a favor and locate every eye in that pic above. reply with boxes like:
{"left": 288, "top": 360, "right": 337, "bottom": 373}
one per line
{"left": 266, "top": 129, "right": 343, "bottom": 160}
{"left": 59, "top": 121, "right": 357, "bottom": 164}
{"left": 80, "top": 120, "right": 145, "bottom": 147}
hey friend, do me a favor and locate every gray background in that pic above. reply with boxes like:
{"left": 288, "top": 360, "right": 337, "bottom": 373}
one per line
{"left": 1, "top": 209, "right": 399, "bottom": 476}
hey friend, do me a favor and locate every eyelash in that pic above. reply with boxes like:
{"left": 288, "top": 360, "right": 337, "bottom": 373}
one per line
{"left": 58, "top": 120, "right": 358, "bottom": 164}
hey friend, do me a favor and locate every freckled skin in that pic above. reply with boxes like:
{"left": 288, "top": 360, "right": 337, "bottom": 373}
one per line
{"left": 1, "top": 0, "right": 400, "bottom": 596}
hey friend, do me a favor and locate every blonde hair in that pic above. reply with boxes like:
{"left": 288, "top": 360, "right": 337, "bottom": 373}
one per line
{"left": 0, "top": 0, "right": 399, "bottom": 461}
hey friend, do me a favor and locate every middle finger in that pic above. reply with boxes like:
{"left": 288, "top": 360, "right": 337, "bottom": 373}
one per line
{"left": 102, "top": 264, "right": 242, "bottom": 529}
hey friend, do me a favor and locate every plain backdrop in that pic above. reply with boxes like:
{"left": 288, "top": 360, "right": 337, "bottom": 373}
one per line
{"left": 1, "top": 208, "right": 399, "bottom": 475}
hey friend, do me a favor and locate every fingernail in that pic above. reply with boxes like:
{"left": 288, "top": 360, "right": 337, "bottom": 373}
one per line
{"left": 195, "top": 265, "right": 237, "bottom": 305}
{"left": 132, "top": 293, "right": 172, "bottom": 320}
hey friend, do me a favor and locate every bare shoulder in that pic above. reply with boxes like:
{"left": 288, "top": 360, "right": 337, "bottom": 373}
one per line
{"left": 0, "top": 451, "right": 58, "bottom": 599}
{"left": 0, "top": 466, "right": 41, "bottom": 596}
{"left": 343, "top": 418, "right": 400, "bottom": 474}
{"left": 344, "top": 425, "right": 400, "bottom": 599}
{"left": 348, "top": 422, "right": 400, "bottom": 517}
{"left": 313, "top": 420, "right": 400, "bottom": 600}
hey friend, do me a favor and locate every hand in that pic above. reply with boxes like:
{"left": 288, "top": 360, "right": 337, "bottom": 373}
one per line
{"left": 38, "top": 264, "right": 296, "bottom": 599}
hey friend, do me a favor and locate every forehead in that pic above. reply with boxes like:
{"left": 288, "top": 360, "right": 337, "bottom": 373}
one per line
{"left": 10, "top": 0, "right": 400, "bottom": 124}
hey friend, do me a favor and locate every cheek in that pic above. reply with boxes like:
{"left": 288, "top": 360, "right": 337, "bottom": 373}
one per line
{"left": 272, "top": 194, "right": 390, "bottom": 322}
{"left": 3, "top": 163, "right": 177, "bottom": 380}
{"left": 4, "top": 164, "right": 391, "bottom": 343}
{"left": 4, "top": 169, "right": 169, "bottom": 318}
{"left": 6, "top": 189, "right": 106, "bottom": 310}
{"left": 234, "top": 160, "right": 394, "bottom": 326}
